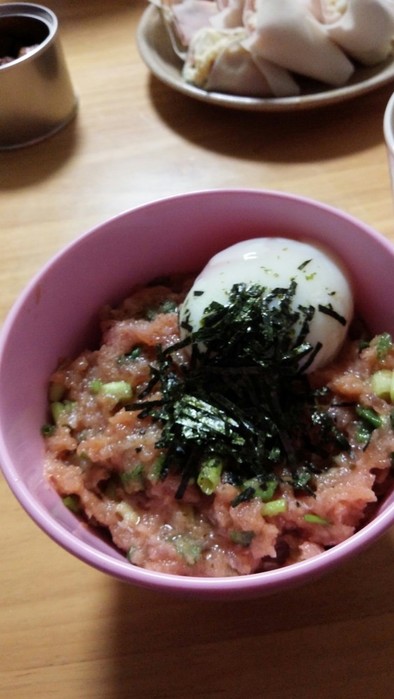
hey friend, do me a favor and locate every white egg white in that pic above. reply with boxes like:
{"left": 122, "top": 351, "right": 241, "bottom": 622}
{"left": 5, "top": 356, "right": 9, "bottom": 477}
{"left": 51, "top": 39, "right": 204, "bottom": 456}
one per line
{"left": 180, "top": 237, "right": 354, "bottom": 373}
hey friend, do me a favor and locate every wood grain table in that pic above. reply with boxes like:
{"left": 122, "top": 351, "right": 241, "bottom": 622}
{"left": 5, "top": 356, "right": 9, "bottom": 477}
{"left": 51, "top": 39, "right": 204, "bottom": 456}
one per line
{"left": 1, "top": 2, "right": 394, "bottom": 697}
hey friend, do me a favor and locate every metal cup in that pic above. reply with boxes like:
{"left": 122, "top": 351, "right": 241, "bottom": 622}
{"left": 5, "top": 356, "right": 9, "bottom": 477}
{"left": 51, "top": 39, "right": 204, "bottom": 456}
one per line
{"left": 0, "top": 2, "right": 77, "bottom": 149}
{"left": 384, "top": 92, "right": 394, "bottom": 199}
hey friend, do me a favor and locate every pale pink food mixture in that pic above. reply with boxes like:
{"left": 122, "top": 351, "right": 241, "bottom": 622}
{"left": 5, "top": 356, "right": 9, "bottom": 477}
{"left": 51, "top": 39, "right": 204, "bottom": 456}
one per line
{"left": 44, "top": 280, "right": 394, "bottom": 577}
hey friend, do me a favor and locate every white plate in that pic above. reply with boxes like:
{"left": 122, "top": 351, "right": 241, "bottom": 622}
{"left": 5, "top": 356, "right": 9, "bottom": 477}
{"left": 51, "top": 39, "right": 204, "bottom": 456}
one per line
{"left": 137, "top": 5, "right": 394, "bottom": 112}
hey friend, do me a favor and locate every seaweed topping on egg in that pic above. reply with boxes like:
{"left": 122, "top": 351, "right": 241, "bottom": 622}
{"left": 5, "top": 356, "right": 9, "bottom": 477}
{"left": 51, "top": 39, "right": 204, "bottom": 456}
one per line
{"left": 130, "top": 238, "right": 354, "bottom": 501}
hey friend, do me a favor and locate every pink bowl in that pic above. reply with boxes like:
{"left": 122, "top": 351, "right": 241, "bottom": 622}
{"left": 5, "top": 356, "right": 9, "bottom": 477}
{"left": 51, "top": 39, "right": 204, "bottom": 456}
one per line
{"left": 1, "top": 189, "right": 394, "bottom": 599}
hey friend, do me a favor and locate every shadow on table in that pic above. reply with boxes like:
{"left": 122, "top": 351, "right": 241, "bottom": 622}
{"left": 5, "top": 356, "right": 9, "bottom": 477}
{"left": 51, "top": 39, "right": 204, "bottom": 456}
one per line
{"left": 148, "top": 79, "right": 393, "bottom": 165}
{"left": 0, "top": 111, "right": 80, "bottom": 191}
{"left": 107, "top": 532, "right": 394, "bottom": 699}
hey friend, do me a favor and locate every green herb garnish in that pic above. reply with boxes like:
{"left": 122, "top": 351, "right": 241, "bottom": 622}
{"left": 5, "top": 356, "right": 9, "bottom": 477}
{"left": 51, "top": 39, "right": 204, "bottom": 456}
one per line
{"left": 41, "top": 423, "right": 56, "bottom": 437}
{"left": 62, "top": 494, "right": 81, "bottom": 513}
{"left": 376, "top": 332, "right": 393, "bottom": 360}
{"left": 145, "top": 299, "right": 178, "bottom": 320}
{"left": 355, "top": 405, "right": 383, "bottom": 430}
{"left": 303, "top": 513, "right": 330, "bottom": 525}
{"left": 117, "top": 346, "right": 142, "bottom": 364}
{"left": 261, "top": 498, "right": 287, "bottom": 517}
{"left": 230, "top": 530, "right": 255, "bottom": 547}
{"left": 168, "top": 534, "right": 202, "bottom": 565}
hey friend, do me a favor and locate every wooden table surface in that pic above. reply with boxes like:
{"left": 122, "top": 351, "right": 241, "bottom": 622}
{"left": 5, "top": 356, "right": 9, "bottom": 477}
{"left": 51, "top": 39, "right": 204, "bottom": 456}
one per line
{"left": 1, "top": 1, "right": 394, "bottom": 697}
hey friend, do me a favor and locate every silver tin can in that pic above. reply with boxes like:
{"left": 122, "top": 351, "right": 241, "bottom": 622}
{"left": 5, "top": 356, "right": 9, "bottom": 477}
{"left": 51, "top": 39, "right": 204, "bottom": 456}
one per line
{"left": 0, "top": 3, "right": 77, "bottom": 149}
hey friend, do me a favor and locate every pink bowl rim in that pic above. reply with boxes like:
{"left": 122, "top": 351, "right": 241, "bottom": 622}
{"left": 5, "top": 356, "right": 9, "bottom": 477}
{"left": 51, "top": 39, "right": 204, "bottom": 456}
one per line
{"left": 1, "top": 187, "right": 394, "bottom": 596}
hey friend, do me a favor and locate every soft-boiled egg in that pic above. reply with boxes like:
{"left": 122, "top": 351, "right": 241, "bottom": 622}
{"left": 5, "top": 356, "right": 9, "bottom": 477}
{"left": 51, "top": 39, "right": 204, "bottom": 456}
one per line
{"left": 180, "top": 237, "right": 354, "bottom": 373}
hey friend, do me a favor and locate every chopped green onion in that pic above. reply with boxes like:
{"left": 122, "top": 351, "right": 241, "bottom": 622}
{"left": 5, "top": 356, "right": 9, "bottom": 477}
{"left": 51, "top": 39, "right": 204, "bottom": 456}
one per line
{"left": 101, "top": 380, "right": 132, "bottom": 401}
{"left": 120, "top": 465, "right": 144, "bottom": 493}
{"left": 159, "top": 299, "right": 178, "bottom": 313}
{"left": 261, "top": 498, "right": 287, "bottom": 517}
{"left": 62, "top": 494, "right": 81, "bottom": 513}
{"left": 41, "top": 423, "right": 56, "bottom": 437}
{"left": 51, "top": 401, "right": 64, "bottom": 423}
{"left": 127, "top": 546, "right": 137, "bottom": 563}
{"left": 147, "top": 455, "right": 165, "bottom": 482}
{"left": 115, "top": 502, "right": 139, "bottom": 524}
{"left": 230, "top": 530, "right": 255, "bottom": 547}
{"left": 355, "top": 423, "right": 371, "bottom": 444}
{"left": 376, "top": 332, "right": 393, "bottom": 360}
{"left": 170, "top": 535, "right": 202, "bottom": 565}
{"left": 146, "top": 300, "right": 178, "bottom": 320}
{"left": 51, "top": 400, "right": 75, "bottom": 424}
{"left": 121, "top": 465, "right": 144, "bottom": 481}
{"left": 371, "top": 370, "right": 394, "bottom": 402}
{"left": 304, "top": 513, "right": 330, "bottom": 525}
{"left": 197, "top": 456, "right": 223, "bottom": 495}
{"left": 77, "top": 451, "right": 91, "bottom": 465}
{"left": 90, "top": 380, "right": 132, "bottom": 402}
{"left": 355, "top": 405, "right": 383, "bottom": 429}
{"left": 117, "top": 346, "right": 142, "bottom": 364}
{"left": 242, "top": 478, "right": 278, "bottom": 502}
{"left": 89, "top": 379, "right": 103, "bottom": 394}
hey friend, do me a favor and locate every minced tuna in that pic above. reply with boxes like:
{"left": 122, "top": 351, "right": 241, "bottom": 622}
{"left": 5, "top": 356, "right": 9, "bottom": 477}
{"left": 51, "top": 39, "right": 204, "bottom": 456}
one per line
{"left": 43, "top": 278, "right": 394, "bottom": 577}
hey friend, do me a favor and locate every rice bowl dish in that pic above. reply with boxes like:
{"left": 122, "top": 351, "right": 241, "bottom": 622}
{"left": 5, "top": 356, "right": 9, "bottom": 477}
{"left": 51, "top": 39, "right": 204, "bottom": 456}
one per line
{"left": 42, "top": 237, "right": 394, "bottom": 577}
{"left": 1, "top": 189, "right": 394, "bottom": 597}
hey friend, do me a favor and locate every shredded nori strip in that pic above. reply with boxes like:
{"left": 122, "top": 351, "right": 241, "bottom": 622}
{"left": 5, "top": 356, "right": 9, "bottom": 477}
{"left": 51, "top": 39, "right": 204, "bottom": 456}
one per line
{"left": 318, "top": 303, "right": 347, "bottom": 326}
{"left": 129, "top": 282, "right": 350, "bottom": 499}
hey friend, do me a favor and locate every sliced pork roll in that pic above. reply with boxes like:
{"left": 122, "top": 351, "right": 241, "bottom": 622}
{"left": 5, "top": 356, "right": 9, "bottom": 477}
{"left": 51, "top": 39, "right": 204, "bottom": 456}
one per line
{"left": 167, "top": 0, "right": 218, "bottom": 46}
{"left": 322, "top": 0, "right": 394, "bottom": 66}
{"left": 242, "top": 0, "right": 354, "bottom": 86}
{"left": 183, "top": 26, "right": 300, "bottom": 96}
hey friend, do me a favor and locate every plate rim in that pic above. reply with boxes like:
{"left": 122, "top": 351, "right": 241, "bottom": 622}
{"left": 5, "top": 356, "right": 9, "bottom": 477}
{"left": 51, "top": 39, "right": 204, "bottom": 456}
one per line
{"left": 137, "top": 4, "right": 394, "bottom": 112}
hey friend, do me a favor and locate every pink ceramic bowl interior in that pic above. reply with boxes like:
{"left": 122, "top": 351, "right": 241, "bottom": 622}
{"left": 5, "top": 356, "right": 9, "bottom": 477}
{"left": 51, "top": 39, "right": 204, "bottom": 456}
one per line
{"left": 1, "top": 189, "right": 394, "bottom": 599}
